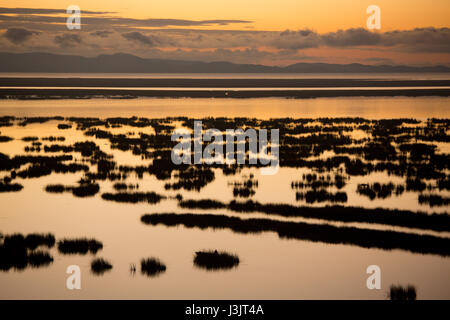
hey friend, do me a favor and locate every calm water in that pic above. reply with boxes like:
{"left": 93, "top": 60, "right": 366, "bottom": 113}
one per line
{"left": 1, "top": 73, "right": 450, "bottom": 80}
{"left": 0, "top": 96, "right": 449, "bottom": 119}
{"left": 0, "top": 96, "right": 449, "bottom": 299}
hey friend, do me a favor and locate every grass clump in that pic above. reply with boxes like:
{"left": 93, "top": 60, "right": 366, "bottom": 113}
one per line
{"left": 28, "top": 251, "right": 54, "bottom": 267}
{"left": 57, "top": 238, "right": 103, "bottom": 255}
{"left": 91, "top": 258, "right": 113, "bottom": 275}
{"left": 140, "top": 258, "right": 166, "bottom": 276}
{"left": 389, "top": 285, "right": 417, "bottom": 300}
{"left": 0, "top": 182, "right": 23, "bottom": 192}
{"left": 0, "top": 233, "right": 55, "bottom": 271}
{"left": 194, "top": 250, "right": 240, "bottom": 270}
{"left": 101, "top": 192, "right": 164, "bottom": 204}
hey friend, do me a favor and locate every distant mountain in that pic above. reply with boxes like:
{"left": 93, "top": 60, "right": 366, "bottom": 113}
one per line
{"left": 0, "top": 52, "right": 449, "bottom": 73}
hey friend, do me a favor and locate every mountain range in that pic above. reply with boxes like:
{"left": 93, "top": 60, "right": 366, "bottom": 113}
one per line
{"left": 1, "top": 52, "right": 449, "bottom": 73}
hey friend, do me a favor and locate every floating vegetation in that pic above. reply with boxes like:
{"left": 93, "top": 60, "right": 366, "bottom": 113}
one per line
{"left": 0, "top": 182, "right": 23, "bottom": 192}
{"left": 0, "top": 136, "right": 13, "bottom": 142}
{"left": 101, "top": 191, "right": 164, "bottom": 204}
{"left": 418, "top": 194, "right": 450, "bottom": 207}
{"left": 0, "top": 233, "right": 55, "bottom": 271}
{"left": 71, "top": 183, "right": 100, "bottom": 197}
{"left": 141, "top": 213, "right": 450, "bottom": 257}
{"left": 229, "top": 175, "right": 258, "bottom": 198}
{"left": 112, "top": 182, "right": 139, "bottom": 191}
{"left": 42, "top": 136, "right": 65, "bottom": 142}
{"left": 57, "top": 238, "right": 103, "bottom": 255}
{"left": 2, "top": 116, "right": 445, "bottom": 209}
{"left": 23, "top": 233, "right": 55, "bottom": 250}
{"left": 45, "top": 183, "right": 100, "bottom": 197}
{"left": 291, "top": 173, "right": 347, "bottom": 190}
{"left": 22, "top": 136, "right": 39, "bottom": 142}
{"left": 140, "top": 258, "right": 166, "bottom": 276}
{"left": 194, "top": 250, "right": 240, "bottom": 270}
{"left": 57, "top": 123, "right": 72, "bottom": 130}
{"left": 296, "top": 190, "right": 348, "bottom": 203}
{"left": 91, "top": 258, "right": 113, "bottom": 275}
{"left": 27, "top": 251, "right": 53, "bottom": 268}
{"left": 178, "top": 199, "right": 450, "bottom": 232}
{"left": 357, "top": 183, "right": 404, "bottom": 200}
{"left": 164, "top": 166, "right": 215, "bottom": 192}
{"left": 17, "top": 116, "right": 64, "bottom": 126}
{"left": 389, "top": 285, "right": 417, "bottom": 300}
{"left": 179, "top": 199, "right": 226, "bottom": 209}
{"left": 45, "top": 184, "right": 66, "bottom": 193}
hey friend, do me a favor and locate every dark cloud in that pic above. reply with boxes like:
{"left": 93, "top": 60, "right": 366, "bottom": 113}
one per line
{"left": 271, "top": 27, "right": 450, "bottom": 53}
{"left": 322, "top": 28, "right": 382, "bottom": 46}
{"left": 54, "top": 33, "right": 82, "bottom": 48}
{"left": 122, "top": 32, "right": 158, "bottom": 46}
{"left": 90, "top": 30, "right": 114, "bottom": 38}
{"left": 3, "top": 27, "right": 39, "bottom": 44}
{"left": 0, "top": 7, "right": 114, "bottom": 14}
{"left": 272, "top": 29, "right": 320, "bottom": 50}
{"left": 0, "top": 14, "right": 252, "bottom": 29}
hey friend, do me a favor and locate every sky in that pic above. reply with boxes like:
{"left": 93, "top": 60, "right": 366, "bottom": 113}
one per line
{"left": 0, "top": 0, "right": 449, "bottom": 66}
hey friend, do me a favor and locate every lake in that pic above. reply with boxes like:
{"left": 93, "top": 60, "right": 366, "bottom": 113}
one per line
{"left": 0, "top": 95, "right": 449, "bottom": 299}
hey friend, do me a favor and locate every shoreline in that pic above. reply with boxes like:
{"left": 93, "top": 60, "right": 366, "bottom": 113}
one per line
{"left": 1, "top": 88, "right": 449, "bottom": 99}
{"left": 1, "top": 78, "right": 450, "bottom": 88}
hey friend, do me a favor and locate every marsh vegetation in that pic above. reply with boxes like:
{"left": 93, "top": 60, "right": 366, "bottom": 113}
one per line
{"left": 140, "top": 258, "right": 167, "bottom": 277}
{"left": 193, "top": 250, "right": 240, "bottom": 270}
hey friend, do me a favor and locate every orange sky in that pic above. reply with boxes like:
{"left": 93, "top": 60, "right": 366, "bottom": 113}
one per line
{"left": 1, "top": 0, "right": 449, "bottom": 66}
{"left": 2, "top": 0, "right": 450, "bottom": 31}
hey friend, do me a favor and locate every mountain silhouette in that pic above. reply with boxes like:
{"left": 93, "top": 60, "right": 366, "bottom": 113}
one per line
{"left": 1, "top": 52, "right": 449, "bottom": 73}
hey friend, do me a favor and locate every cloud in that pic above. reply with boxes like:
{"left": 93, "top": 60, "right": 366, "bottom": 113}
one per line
{"left": 269, "top": 27, "right": 450, "bottom": 53}
{"left": 0, "top": 7, "right": 114, "bottom": 14}
{"left": 322, "top": 28, "right": 382, "bottom": 46}
{"left": 54, "top": 33, "right": 82, "bottom": 48}
{"left": 90, "top": 30, "right": 113, "bottom": 38}
{"left": 0, "top": 13, "right": 252, "bottom": 29}
{"left": 271, "top": 29, "right": 321, "bottom": 50}
{"left": 122, "top": 32, "right": 158, "bottom": 46}
{"left": 3, "top": 27, "right": 39, "bottom": 44}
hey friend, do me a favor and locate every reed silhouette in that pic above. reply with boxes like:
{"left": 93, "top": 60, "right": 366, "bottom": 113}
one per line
{"left": 178, "top": 199, "right": 450, "bottom": 232}
{"left": 57, "top": 238, "right": 103, "bottom": 255}
{"left": 57, "top": 123, "right": 71, "bottom": 130}
{"left": 101, "top": 191, "right": 164, "bottom": 203}
{"left": 0, "top": 182, "right": 23, "bottom": 192}
{"left": 357, "top": 183, "right": 404, "bottom": 200}
{"left": 91, "top": 258, "right": 113, "bottom": 275}
{"left": 0, "top": 136, "right": 13, "bottom": 142}
{"left": 140, "top": 258, "right": 166, "bottom": 277}
{"left": 0, "top": 233, "right": 55, "bottom": 271}
{"left": 113, "top": 182, "right": 139, "bottom": 191}
{"left": 45, "top": 183, "right": 99, "bottom": 197}
{"left": 296, "top": 190, "right": 348, "bottom": 203}
{"left": 27, "top": 251, "right": 53, "bottom": 268}
{"left": 194, "top": 250, "right": 240, "bottom": 270}
{"left": 141, "top": 213, "right": 450, "bottom": 257}
{"left": 389, "top": 285, "right": 417, "bottom": 300}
